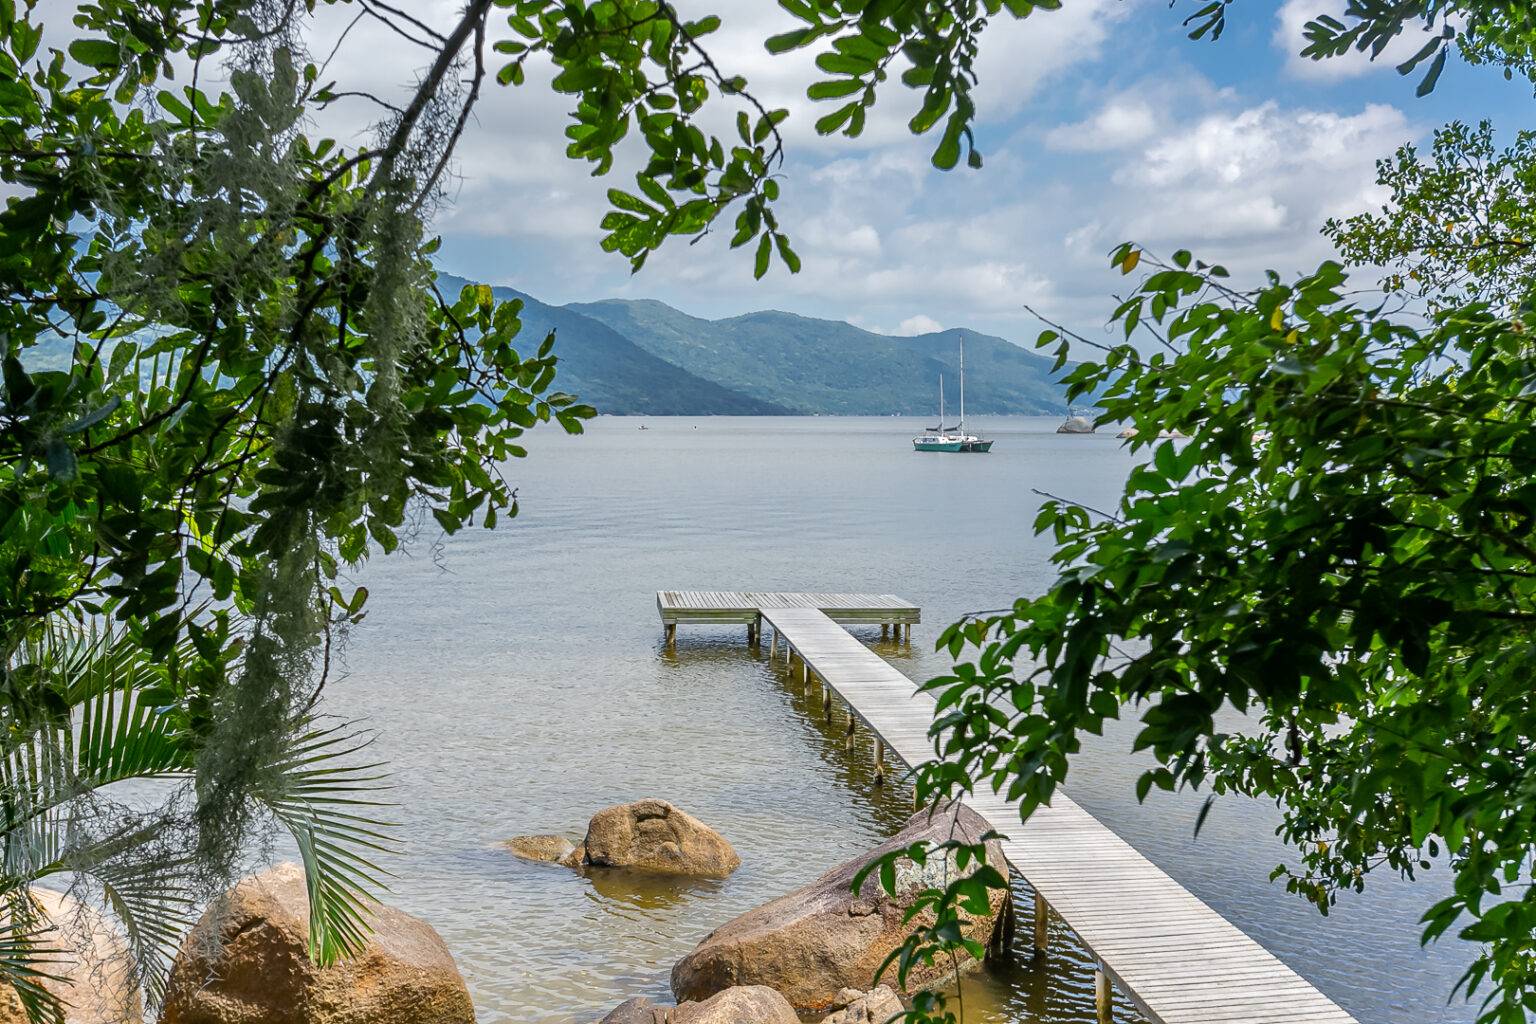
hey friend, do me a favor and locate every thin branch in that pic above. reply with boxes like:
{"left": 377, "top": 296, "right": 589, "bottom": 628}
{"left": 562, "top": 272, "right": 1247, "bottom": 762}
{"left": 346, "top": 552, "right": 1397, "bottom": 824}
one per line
{"left": 369, "top": 0, "right": 495, "bottom": 192}
{"left": 318, "top": 91, "right": 405, "bottom": 115}
{"left": 412, "top": 8, "right": 487, "bottom": 212}
{"left": 1022, "top": 303, "right": 1143, "bottom": 365}
{"left": 361, "top": 0, "right": 449, "bottom": 47}
{"left": 1031, "top": 488, "right": 1123, "bottom": 524}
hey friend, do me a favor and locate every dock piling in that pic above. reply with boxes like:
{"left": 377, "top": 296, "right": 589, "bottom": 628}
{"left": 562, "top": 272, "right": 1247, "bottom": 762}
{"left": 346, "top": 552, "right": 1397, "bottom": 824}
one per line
{"left": 1032, "top": 893, "right": 1049, "bottom": 957}
{"left": 1095, "top": 968, "right": 1111, "bottom": 1024}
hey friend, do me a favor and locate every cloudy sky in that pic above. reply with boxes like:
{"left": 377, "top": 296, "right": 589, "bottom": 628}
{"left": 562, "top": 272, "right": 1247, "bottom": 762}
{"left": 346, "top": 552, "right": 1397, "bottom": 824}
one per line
{"left": 64, "top": 1, "right": 1536, "bottom": 345}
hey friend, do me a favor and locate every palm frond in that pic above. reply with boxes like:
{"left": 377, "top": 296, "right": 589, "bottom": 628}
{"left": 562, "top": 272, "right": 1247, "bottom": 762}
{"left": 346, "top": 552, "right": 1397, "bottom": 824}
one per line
{"left": 259, "top": 724, "right": 397, "bottom": 965}
{"left": 3, "top": 625, "right": 193, "bottom": 842}
{"left": 96, "top": 854, "right": 198, "bottom": 1008}
{"left": 1, "top": 621, "right": 201, "bottom": 1016}
{"left": 0, "top": 888, "right": 68, "bottom": 1024}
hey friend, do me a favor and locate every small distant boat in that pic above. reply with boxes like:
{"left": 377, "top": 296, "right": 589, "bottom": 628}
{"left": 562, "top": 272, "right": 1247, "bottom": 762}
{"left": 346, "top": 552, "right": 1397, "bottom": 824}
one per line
{"left": 913, "top": 337, "right": 992, "bottom": 453}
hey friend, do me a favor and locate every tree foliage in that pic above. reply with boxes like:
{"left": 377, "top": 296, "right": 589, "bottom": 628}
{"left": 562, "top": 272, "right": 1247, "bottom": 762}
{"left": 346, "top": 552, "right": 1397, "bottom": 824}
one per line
{"left": 922, "top": 245, "right": 1536, "bottom": 1020}
{"left": 1326, "top": 119, "right": 1536, "bottom": 313}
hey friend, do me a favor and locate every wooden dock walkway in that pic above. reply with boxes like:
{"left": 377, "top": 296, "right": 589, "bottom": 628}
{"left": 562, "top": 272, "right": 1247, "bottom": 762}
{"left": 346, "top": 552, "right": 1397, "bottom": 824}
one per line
{"left": 661, "top": 594, "right": 1359, "bottom": 1024}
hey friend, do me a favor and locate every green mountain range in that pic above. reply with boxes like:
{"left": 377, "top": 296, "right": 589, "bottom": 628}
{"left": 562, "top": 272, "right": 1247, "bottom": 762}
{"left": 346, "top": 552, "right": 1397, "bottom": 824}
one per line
{"left": 569, "top": 299, "right": 1071, "bottom": 416}
{"left": 26, "top": 275, "right": 1076, "bottom": 417}
{"left": 441, "top": 276, "right": 790, "bottom": 416}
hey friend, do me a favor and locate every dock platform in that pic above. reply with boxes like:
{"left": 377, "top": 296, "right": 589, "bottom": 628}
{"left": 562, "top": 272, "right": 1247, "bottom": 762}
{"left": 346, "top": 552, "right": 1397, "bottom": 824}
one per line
{"left": 656, "top": 590, "right": 918, "bottom": 645}
{"left": 661, "top": 593, "right": 1359, "bottom": 1024}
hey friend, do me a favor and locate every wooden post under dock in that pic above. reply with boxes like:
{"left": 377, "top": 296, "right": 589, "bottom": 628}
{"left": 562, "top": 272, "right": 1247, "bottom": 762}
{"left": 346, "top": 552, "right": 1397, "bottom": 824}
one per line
{"left": 1033, "top": 890, "right": 1049, "bottom": 957}
{"left": 656, "top": 591, "right": 1363, "bottom": 1024}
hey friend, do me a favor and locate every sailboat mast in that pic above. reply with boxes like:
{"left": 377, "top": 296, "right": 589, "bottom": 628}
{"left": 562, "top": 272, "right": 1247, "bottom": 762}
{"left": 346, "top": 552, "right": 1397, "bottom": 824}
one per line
{"left": 939, "top": 372, "right": 945, "bottom": 430}
{"left": 958, "top": 335, "right": 965, "bottom": 434}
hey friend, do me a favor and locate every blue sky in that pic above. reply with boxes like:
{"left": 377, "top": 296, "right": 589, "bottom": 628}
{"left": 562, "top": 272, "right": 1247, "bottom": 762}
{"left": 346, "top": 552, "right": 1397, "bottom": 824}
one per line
{"left": 56, "top": 1, "right": 1533, "bottom": 347}
{"left": 389, "top": 0, "right": 1530, "bottom": 348}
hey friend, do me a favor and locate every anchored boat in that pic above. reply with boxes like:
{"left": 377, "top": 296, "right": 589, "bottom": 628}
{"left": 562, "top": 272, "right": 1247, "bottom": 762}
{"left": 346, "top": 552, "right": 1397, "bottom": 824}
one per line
{"left": 912, "top": 336, "right": 992, "bottom": 452}
{"left": 913, "top": 372, "right": 963, "bottom": 451}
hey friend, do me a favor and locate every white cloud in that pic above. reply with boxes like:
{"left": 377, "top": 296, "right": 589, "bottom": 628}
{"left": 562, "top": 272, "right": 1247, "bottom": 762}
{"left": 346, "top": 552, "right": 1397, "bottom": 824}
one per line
{"left": 1098, "top": 100, "right": 1410, "bottom": 245}
{"left": 894, "top": 314, "right": 943, "bottom": 336}
{"left": 1047, "top": 99, "right": 1158, "bottom": 150}
{"left": 38, "top": 0, "right": 1442, "bottom": 355}
{"left": 970, "top": 0, "right": 1137, "bottom": 122}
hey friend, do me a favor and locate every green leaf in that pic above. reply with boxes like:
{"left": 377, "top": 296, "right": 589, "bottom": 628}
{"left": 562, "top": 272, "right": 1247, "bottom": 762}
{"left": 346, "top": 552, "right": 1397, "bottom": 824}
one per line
{"left": 62, "top": 395, "right": 122, "bottom": 434}
{"left": 68, "top": 38, "right": 121, "bottom": 68}
{"left": 814, "top": 103, "right": 856, "bottom": 135}
{"left": 765, "top": 28, "right": 814, "bottom": 54}
{"left": 1414, "top": 47, "right": 1447, "bottom": 97}
{"left": 932, "top": 122, "right": 962, "bottom": 170}
{"left": 808, "top": 79, "right": 863, "bottom": 99}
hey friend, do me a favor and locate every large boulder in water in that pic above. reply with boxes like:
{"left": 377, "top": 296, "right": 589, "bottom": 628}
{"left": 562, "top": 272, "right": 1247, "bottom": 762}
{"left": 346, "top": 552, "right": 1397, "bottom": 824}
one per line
{"left": 160, "top": 862, "right": 475, "bottom": 1024}
{"left": 670, "top": 804, "right": 1012, "bottom": 1014}
{"left": 582, "top": 800, "right": 740, "bottom": 878}
{"left": 595, "top": 986, "right": 797, "bottom": 1024}
{"left": 1057, "top": 416, "right": 1096, "bottom": 434}
{"left": 0, "top": 888, "right": 141, "bottom": 1024}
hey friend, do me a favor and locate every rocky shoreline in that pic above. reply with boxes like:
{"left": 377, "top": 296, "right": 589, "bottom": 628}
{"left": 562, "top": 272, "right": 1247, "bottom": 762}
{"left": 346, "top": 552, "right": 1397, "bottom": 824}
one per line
{"left": 515, "top": 798, "right": 1012, "bottom": 1024}
{"left": 14, "top": 799, "right": 1010, "bottom": 1024}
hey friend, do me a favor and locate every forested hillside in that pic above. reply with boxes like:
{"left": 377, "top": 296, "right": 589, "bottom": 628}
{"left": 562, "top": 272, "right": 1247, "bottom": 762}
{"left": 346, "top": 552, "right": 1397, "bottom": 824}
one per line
{"left": 569, "top": 299, "right": 1071, "bottom": 415}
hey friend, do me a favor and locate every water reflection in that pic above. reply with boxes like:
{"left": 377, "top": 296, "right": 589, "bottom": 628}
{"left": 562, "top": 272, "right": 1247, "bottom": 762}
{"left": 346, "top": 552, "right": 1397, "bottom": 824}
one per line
{"left": 580, "top": 868, "right": 728, "bottom": 911}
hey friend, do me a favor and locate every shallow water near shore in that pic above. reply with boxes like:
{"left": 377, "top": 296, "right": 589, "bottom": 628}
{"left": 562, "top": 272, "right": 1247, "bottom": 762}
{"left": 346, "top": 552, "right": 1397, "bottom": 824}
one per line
{"left": 327, "top": 415, "right": 1472, "bottom": 1024}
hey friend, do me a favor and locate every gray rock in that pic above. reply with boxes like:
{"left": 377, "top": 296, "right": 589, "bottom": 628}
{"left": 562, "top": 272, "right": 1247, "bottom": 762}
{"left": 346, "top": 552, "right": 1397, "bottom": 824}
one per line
{"left": 674, "top": 986, "right": 798, "bottom": 1024}
{"left": 594, "top": 986, "right": 797, "bottom": 1024}
{"left": 596, "top": 996, "right": 671, "bottom": 1024}
{"left": 820, "top": 985, "right": 904, "bottom": 1024}
{"left": 0, "top": 888, "right": 142, "bottom": 1024}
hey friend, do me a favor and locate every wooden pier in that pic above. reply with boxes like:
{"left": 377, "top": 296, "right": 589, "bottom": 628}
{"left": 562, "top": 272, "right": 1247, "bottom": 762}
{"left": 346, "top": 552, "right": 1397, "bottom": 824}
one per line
{"left": 659, "top": 593, "right": 1359, "bottom": 1024}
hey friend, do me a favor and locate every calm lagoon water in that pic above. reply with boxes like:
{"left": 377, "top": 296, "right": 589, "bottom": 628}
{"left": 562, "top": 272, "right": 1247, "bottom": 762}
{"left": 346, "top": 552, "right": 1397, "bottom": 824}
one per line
{"left": 327, "top": 415, "right": 1472, "bottom": 1024}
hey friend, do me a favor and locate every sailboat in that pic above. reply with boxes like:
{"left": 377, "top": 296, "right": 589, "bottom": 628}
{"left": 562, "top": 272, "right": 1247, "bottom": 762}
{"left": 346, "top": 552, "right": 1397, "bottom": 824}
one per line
{"left": 912, "top": 372, "right": 963, "bottom": 452}
{"left": 912, "top": 336, "right": 992, "bottom": 453}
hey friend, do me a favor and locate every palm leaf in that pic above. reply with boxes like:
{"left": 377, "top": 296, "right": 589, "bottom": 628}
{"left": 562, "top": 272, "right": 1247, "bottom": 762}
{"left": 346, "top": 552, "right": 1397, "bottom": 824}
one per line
{"left": 1, "top": 622, "right": 201, "bottom": 1017}
{"left": 0, "top": 888, "right": 68, "bottom": 1024}
{"left": 258, "top": 725, "right": 396, "bottom": 965}
{"left": 3, "top": 624, "right": 194, "bottom": 840}
{"left": 96, "top": 854, "right": 198, "bottom": 1008}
